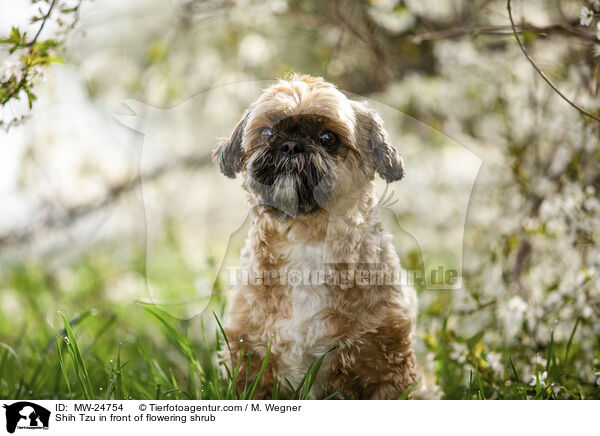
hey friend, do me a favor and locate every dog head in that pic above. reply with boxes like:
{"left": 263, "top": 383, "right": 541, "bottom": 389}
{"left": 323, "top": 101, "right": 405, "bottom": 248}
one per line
{"left": 214, "top": 75, "right": 404, "bottom": 218}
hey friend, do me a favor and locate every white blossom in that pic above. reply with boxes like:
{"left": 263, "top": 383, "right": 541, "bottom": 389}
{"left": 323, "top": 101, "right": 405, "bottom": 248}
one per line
{"left": 487, "top": 352, "right": 503, "bottom": 376}
{"left": 580, "top": 6, "right": 594, "bottom": 26}
{"left": 1, "top": 56, "right": 23, "bottom": 83}
{"left": 450, "top": 342, "right": 468, "bottom": 364}
{"left": 529, "top": 371, "right": 548, "bottom": 387}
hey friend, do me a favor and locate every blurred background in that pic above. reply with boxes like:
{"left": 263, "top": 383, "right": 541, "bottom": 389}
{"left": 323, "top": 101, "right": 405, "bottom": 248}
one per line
{"left": 0, "top": 0, "right": 599, "bottom": 399}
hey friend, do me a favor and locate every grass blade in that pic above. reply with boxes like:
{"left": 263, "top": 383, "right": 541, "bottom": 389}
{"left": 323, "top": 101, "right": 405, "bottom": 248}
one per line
{"left": 474, "top": 367, "right": 485, "bottom": 400}
{"left": 58, "top": 312, "right": 94, "bottom": 399}
{"left": 115, "top": 343, "right": 123, "bottom": 399}
{"left": 398, "top": 378, "right": 420, "bottom": 400}
{"left": 564, "top": 318, "right": 580, "bottom": 366}
{"left": 244, "top": 341, "right": 271, "bottom": 400}
{"left": 301, "top": 347, "right": 337, "bottom": 399}
{"left": 546, "top": 327, "right": 554, "bottom": 374}
{"left": 322, "top": 376, "right": 359, "bottom": 400}
{"left": 55, "top": 335, "right": 72, "bottom": 399}
{"left": 508, "top": 354, "right": 520, "bottom": 383}
{"left": 145, "top": 307, "right": 201, "bottom": 376}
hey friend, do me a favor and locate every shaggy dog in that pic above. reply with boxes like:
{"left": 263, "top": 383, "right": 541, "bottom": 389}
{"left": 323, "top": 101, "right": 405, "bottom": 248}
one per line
{"left": 213, "top": 75, "right": 417, "bottom": 399}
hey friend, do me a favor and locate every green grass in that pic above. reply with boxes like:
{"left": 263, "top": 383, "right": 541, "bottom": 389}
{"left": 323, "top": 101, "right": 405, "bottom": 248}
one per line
{"left": 3, "top": 304, "right": 353, "bottom": 400}
{"left": 0, "top": 253, "right": 352, "bottom": 400}
{"left": 0, "top": 253, "right": 598, "bottom": 400}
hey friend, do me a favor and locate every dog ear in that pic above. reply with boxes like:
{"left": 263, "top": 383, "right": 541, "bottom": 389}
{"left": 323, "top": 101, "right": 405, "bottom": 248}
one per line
{"left": 353, "top": 102, "right": 405, "bottom": 183}
{"left": 213, "top": 111, "right": 249, "bottom": 178}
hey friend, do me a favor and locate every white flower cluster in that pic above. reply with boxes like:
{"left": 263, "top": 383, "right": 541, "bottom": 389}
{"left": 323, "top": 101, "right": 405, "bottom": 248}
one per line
{"left": 580, "top": 1, "right": 600, "bottom": 39}
{"left": 388, "top": 30, "right": 600, "bottom": 388}
{"left": 450, "top": 342, "right": 468, "bottom": 364}
{"left": 0, "top": 0, "right": 81, "bottom": 129}
{"left": 0, "top": 51, "right": 24, "bottom": 84}
{"left": 0, "top": 49, "right": 49, "bottom": 127}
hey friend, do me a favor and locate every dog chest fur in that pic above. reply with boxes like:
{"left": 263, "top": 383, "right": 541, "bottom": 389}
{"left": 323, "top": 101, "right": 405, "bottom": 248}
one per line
{"left": 276, "top": 241, "right": 334, "bottom": 391}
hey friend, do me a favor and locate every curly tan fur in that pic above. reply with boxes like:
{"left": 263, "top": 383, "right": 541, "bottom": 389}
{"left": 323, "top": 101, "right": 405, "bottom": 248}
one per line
{"left": 214, "top": 75, "right": 417, "bottom": 399}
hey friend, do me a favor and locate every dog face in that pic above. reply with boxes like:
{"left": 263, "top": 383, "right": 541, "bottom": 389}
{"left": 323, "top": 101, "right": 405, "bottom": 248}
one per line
{"left": 214, "top": 75, "right": 405, "bottom": 218}
{"left": 244, "top": 113, "right": 352, "bottom": 218}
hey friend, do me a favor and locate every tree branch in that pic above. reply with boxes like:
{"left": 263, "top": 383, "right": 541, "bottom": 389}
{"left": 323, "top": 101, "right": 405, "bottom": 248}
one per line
{"left": 507, "top": 0, "right": 600, "bottom": 123}
{"left": 27, "top": 0, "right": 59, "bottom": 48}
{"left": 0, "top": 152, "right": 213, "bottom": 247}
{"left": 414, "top": 22, "right": 598, "bottom": 43}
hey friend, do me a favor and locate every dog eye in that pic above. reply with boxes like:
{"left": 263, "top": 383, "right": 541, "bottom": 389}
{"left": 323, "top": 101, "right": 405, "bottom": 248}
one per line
{"left": 260, "top": 127, "right": 273, "bottom": 140}
{"left": 318, "top": 131, "right": 337, "bottom": 146}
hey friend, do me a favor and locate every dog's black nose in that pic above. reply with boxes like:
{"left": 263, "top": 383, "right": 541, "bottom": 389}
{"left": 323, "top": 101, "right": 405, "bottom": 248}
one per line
{"left": 281, "top": 141, "right": 303, "bottom": 155}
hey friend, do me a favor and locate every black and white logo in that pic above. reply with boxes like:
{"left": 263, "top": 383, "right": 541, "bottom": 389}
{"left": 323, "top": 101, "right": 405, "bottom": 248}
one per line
{"left": 2, "top": 402, "right": 50, "bottom": 434}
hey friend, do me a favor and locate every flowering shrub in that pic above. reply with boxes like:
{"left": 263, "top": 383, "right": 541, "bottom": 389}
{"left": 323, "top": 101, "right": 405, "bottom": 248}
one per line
{"left": 391, "top": 1, "right": 600, "bottom": 398}
{"left": 0, "top": 0, "right": 81, "bottom": 128}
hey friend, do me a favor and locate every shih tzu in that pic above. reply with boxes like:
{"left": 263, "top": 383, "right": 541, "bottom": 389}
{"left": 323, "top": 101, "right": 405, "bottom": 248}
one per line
{"left": 213, "top": 74, "right": 417, "bottom": 399}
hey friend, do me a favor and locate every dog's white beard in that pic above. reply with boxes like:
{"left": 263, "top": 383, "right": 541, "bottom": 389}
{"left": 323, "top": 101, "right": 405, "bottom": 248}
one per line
{"left": 272, "top": 175, "right": 298, "bottom": 216}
